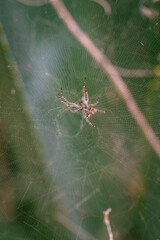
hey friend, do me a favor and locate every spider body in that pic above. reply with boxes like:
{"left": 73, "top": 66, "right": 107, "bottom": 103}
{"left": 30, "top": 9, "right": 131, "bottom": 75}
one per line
{"left": 58, "top": 78, "right": 107, "bottom": 128}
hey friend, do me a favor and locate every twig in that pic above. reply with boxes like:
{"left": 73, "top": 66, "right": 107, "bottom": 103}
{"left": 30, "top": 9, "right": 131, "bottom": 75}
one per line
{"left": 103, "top": 208, "right": 113, "bottom": 240}
{"left": 91, "top": 0, "right": 111, "bottom": 15}
{"left": 49, "top": 0, "right": 160, "bottom": 158}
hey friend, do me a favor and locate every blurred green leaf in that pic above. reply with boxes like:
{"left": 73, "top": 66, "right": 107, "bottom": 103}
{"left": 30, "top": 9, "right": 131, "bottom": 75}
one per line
{"left": 0, "top": 0, "right": 160, "bottom": 239}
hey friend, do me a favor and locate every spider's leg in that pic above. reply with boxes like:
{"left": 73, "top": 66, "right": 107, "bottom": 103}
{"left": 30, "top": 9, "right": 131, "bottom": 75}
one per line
{"left": 82, "top": 77, "right": 87, "bottom": 99}
{"left": 58, "top": 93, "right": 72, "bottom": 107}
{"left": 60, "top": 87, "right": 63, "bottom": 96}
{"left": 85, "top": 91, "right": 89, "bottom": 104}
{"left": 90, "top": 97, "right": 100, "bottom": 107}
{"left": 60, "top": 96, "right": 71, "bottom": 104}
{"left": 83, "top": 77, "right": 86, "bottom": 90}
{"left": 85, "top": 118, "right": 96, "bottom": 128}
{"left": 59, "top": 99, "right": 70, "bottom": 107}
{"left": 82, "top": 78, "right": 89, "bottom": 104}
{"left": 69, "top": 108, "right": 80, "bottom": 113}
{"left": 96, "top": 109, "right": 107, "bottom": 114}
{"left": 59, "top": 88, "right": 77, "bottom": 106}
{"left": 58, "top": 88, "right": 72, "bottom": 105}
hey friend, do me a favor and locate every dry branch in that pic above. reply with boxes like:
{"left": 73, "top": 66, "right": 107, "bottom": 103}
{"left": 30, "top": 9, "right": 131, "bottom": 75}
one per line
{"left": 103, "top": 208, "right": 113, "bottom": 240}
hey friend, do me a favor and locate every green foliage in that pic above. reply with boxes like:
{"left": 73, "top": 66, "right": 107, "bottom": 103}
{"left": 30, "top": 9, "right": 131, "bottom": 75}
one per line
{"left": 0, "top": 0, "right": 160, "bottom": 239}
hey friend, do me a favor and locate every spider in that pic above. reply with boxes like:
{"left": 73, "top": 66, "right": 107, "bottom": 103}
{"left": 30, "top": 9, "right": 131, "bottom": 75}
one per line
{"left": 58, "top": 78, "right": 107, "bottom": 128}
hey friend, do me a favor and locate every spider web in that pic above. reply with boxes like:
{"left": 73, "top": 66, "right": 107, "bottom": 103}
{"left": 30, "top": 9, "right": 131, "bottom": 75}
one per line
{"left": 0, "top": 0, "right": 160, "bottom": 239}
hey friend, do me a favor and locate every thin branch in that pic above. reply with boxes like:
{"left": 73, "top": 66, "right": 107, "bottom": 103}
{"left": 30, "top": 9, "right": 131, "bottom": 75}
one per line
{"left": 49, "top": 0, "right": 160, "bottom": 158}
{"left": 103, "top": 208, "right": 113, "bottom": 240}
{"left": 91, "top": 0, "right": 111, "bottom": 15}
